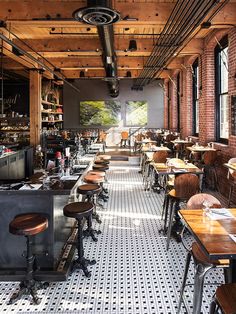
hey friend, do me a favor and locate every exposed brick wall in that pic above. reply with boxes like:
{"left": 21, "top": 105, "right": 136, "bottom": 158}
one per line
{"left": 163, "top": 28, "right": 236, "bottom": 203}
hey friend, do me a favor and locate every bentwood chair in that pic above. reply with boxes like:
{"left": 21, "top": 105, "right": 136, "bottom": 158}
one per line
{"left": 227, "top": 157, "right": 236, "bottom": 207}
{"left": 165, "top": 173, "right": 200, "bottom": 250}
{"left": 144, "top": 150, "right": 169, "bottom": 192}
{"left": 209, "top": 283, "right": 236, "bottom": 314}
{"left": 177, "top": 193, "right": 229, "bottom": 314}
{"left": 201, "top": 150, "right": 218, "bottom": 191}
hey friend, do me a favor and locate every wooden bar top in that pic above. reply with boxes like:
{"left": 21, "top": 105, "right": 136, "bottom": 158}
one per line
{"left": 179, "top": 208, "right": 236, "bottom": 260}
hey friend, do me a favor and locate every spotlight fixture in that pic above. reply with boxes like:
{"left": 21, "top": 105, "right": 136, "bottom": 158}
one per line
{"left": 125, "top": 40, "right": 137, "bottom": 52}
{"left": 80, "top": 71, "right": 85, "bottom": 78}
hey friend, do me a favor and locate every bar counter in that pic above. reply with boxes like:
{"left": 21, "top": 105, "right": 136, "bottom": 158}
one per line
{"left": 0, "top": 163, "right": 92, "bottom": 282}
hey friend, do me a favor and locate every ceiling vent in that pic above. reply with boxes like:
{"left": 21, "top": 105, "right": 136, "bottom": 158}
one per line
{"left": 73, "top": 6, "right": 120, "bottom": 26}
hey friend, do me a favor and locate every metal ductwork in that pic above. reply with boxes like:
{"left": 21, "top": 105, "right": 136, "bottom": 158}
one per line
{"left": 73, "top": 0, "right": 120, "bottom": 97}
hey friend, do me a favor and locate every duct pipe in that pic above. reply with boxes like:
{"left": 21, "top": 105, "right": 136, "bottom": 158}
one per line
{"left": 73, "top": 0, "right": 120, "bottom": 97}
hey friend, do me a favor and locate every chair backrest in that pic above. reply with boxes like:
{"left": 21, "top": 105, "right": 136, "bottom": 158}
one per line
{"left": 174, "top": 173, "right": 200, "bottom": 200}
{"left": 186, "top": 193, "right": 221, "bottom": 209}
{"left": 203, "top": 150, "right": 217, "bottom": 166}
{"left": 228, "top": 157, "right": 236, "bottom": 180}
{"left": 152, "top": 150, "right": 168, "bottom": 163}
{"left": 135, "top": 133, "right": 145, "bottom": 141}
{"left": 165, "top": 133, "right": 176, "bottom": 142}
{"left": 121, "top": 131, "right": 129, "bottom": 140}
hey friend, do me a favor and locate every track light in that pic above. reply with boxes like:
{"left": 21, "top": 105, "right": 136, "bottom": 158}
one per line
{"left": 129, "top": 40, "right": 137, "bottom": 51}
{"left": 124, "top": 40, "right": 137, "bottom": 52}
{"left": 80, "top": 71, "right": 85, "bottom": 78}
{"left": 126, "top": 71, "right": 132, "bottom": 78}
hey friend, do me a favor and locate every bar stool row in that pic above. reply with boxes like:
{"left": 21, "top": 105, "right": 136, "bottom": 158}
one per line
{"left": 8, "top": 154, "right": 111, "bottom": 305}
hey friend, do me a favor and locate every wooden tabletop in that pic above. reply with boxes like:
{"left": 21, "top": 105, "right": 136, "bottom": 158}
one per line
{"left": 179, "top": 208, "right": 236, "bottom": 260}
{"left": 143, "top": 147, "right": 171, "bottom": 157}
{"left": 224, "top": 163, "right": 236, "bottom": 172}
{"left": 152, "top": 162, "right": 203, "bottom": 175}
{"left": 187, "top": 146, "right": 216, "bottom": 152}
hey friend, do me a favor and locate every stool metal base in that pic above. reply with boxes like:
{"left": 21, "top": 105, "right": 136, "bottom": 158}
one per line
{"left": 71, "top": 257, "right": 96, "bottom": 278}
{"left": 83, "top": 228, "right": 101, "bottom": 242}
{"left": 9, "top": 280, "right": 49, "bottom": 305}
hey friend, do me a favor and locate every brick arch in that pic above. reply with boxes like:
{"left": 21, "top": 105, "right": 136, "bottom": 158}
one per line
{"left": 204, "top": 28, "right": 229, "bottom": 50}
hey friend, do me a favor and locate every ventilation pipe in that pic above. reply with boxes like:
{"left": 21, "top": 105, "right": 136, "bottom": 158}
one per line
{"left": 73, "top": 0, "right": 120, "bottom": 97}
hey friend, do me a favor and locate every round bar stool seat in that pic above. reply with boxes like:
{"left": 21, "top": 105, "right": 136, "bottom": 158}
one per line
{"left": 98, "top": 154, "right": 111, "bottom": 161}
{"left": 93, "top": 164, "right": 109, "bottom": 171}
{"left": 88, "top": 170, "right": 106, "bottom": 177}
{"left": 77, "top": 184, "right": 102, "bottom": 196}
{"left": 8, "top": 213, "right": 49, "bottom": 305}
{"left": 63, "top": 201, "right": 96, "bottom": 277}
{"left": 94, "top": 159, "right": 109, "bottom": 165}
{"left": 84, "top": 174, "right": 104, "bottom": 184}
{"left": 63, "top": 201, "right": 93, "bottom": 219}
{"left": 9, "top": 213, "right": 48, "bottom": 236}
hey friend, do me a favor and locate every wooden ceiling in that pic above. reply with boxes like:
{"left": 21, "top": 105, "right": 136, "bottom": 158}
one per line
{"left": 0, "top": 0, "right": 235, "bottom": 81}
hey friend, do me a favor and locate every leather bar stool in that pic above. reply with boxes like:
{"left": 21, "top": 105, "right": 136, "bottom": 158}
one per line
{"left": 8, "top": 213, "right": 48, "bottom": 305}
{"left": 93, "top": 164, "right": 109, "bottom": 171}
{"left": 63, "top": 202, "right": 96, "bottom": 277}
{"left": 84, "top": 173, "right": 108, "bottom": 203}
{"left": 77, "top": 184, "right": 102, "bottom": 240}
{"left": 209, "top": 283, "right": 236, "bottom": 314}
{"left": 87, "top": 170, "right": 109, "bottom": 194}
{"left": 97, "top": 154, "right": 111, "bottom": 161}
{"left": 94, "top": 159, "right": 110, "bottom": 165}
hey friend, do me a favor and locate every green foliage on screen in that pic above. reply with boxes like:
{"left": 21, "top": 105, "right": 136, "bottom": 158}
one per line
{"left": 80, "top": 101, "right": 121, "bottom": 126}
{"left": 126, "top": 101, "right": 148, "bottom": 126}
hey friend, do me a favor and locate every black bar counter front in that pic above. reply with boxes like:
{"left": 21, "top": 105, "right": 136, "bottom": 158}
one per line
{"left": 0, "top": 172, "right": 87, "bottom": 282}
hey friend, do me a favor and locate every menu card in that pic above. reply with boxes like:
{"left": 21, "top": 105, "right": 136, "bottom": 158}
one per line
{"left": 206, "top": 208, "right": 235, "bottom": 220}
{"left": 19, "top": 184, "right": 42, "bottom": 190}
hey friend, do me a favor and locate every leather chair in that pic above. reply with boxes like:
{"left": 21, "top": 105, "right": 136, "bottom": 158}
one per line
{"left": 165, "top": 173, "right": 200, "bottom": 250}
{"left": 209, "top": 283, "right": 236, "bottom": 314}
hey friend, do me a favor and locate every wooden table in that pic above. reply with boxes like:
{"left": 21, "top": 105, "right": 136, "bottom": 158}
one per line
{"left": 179, "top": 208, "right": 236, "bottom": 313}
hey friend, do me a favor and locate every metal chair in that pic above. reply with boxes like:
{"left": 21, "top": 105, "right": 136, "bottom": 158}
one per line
{"left": 165, "top": 173, "right": 200, "bottom": 250}
{"left": 177, "top": 193, "right": 229, "bottom": 314}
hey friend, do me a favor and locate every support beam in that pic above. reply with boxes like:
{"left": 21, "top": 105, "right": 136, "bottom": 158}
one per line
{"left": 29, "top": 70, "right": 41, "bottom": 148}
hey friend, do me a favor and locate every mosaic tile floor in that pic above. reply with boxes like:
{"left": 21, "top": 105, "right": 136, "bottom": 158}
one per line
{"left": 0, "top": 163, "right": 224, "bottom": 313}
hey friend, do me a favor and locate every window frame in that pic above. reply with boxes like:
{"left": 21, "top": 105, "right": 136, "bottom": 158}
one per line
{"left": 192, "top": 58, "right": 199, "bottom": 136}
{"left": 177, "top": 73, "right": 181, "bottom": 132}
{"left": 215, "top": 35, "right": 229, "bottom": 144}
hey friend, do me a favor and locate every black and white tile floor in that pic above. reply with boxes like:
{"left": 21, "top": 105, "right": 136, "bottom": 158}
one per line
{"left": 0, "top": 163, "right": 224, "bottom": 313}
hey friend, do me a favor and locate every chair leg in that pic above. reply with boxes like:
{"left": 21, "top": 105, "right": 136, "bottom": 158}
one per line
{"left": 177, "top": 251, "right": 192, "bottom": 314}
{"left": 209, "top": 297, "right": 218, "bottom": 314}
{"left": 192, "top": 263, "right": 212, "bottom": 314}
{"left": 228, "top": 184, "right": 234, "bottom": 208}
{"left": 166, "top": 199, "right": 175, "bottom": 250}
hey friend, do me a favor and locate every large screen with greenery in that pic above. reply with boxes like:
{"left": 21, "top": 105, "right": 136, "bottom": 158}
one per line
{"left": 125, "top": 101, "right": 148, "bottom": 126}
{"left": 80, "top": 100, "right": 121, "bottom": 126}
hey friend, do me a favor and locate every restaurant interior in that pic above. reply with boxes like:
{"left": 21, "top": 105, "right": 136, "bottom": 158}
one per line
{"left": 0, "top": 0, "right": 236, "bottom": 313}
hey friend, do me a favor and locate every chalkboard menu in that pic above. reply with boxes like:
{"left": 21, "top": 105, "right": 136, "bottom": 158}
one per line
{"left": 232, "top": 95, "right": 236, "bottom": 136}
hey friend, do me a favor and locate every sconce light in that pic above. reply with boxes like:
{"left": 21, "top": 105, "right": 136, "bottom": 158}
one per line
{"left": 126, "top": 71, "right": 132, "bottom": 77}
{"left": 80, "top": 71, "right": 85, "bottom": 78}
